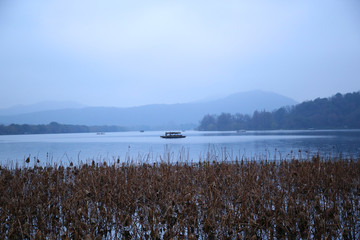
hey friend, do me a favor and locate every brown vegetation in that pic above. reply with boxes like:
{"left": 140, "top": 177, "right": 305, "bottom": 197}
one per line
{"left": 0, "top": 155, "right": 359, "bottom": 239}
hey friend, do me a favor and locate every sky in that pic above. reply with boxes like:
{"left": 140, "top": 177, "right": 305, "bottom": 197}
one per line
{"left": 1, "top": 0, "right": 360, "bottom": 108}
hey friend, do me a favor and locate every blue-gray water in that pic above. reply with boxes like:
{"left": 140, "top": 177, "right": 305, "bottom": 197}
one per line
{"left": 0, "top": 130, "right": 359, "bottom": 167}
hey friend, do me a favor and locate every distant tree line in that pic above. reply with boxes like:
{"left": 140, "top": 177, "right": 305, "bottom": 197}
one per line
{"left": 0, "top": 122, "right": 126, "bottom": 135}
{"left": 198, "top": 91, "right": 360, "bottom": 131}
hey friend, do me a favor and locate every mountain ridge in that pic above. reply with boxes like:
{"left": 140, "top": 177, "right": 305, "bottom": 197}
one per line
{"left": 0, "top": 90, "right": 298, "bottom": 129}
{"left": 0, "top": 101, "right": 87, "bottom": 116}
{"left": 197, "top": 91, "right": 360, "bottom": 130}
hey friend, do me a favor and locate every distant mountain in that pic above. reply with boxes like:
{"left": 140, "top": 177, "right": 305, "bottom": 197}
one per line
{"left": 203, "top": 90, "right": 297, "bottom": 114}
{"left": 0, "top": 101, "right": 86, "bottom": 116}
{"left": 0, "top": 90, "right": 297, "bottom": 129}
{"left": 198, "top": 91, "right": 360, "bottom": 130}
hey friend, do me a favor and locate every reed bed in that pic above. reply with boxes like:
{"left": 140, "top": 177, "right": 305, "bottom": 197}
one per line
{"left": 0, "top": 155, "right": 359, "bottom": 239}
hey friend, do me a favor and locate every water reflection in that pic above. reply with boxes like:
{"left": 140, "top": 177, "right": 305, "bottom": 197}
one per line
{"left": 0, "top": 130, "right": 359, "bottom": 167}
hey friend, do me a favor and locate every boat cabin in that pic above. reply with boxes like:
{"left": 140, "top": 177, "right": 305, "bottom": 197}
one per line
{"left": 160, "top": 132, "right": 186, "bottom": 138}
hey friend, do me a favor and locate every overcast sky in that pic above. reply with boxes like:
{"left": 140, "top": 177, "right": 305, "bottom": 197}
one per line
{"left": 1, "top": 0, "right": 360, "bottom": 108}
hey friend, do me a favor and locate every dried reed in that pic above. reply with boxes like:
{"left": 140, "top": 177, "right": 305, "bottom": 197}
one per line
{"left": 0, "top": 154, "right": 359, "bottom": 239}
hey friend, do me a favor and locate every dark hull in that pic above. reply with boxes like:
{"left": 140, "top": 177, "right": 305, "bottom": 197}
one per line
{"left": 160, "top": 135, "right": 186, "bottom": 139}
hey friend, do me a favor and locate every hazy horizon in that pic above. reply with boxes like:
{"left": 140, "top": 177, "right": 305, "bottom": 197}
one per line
{"left": 1, "top": 0, "right": 360, "bottom": 109}
{"left": 1, "top": 89, "right": 297, "bottom": 109}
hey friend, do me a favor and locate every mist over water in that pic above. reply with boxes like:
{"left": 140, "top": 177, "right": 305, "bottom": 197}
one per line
{"left": 1, "top": 130, "right": 359, "bottom": 167}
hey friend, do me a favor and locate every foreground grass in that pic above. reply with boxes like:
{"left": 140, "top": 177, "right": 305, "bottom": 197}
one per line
{"left": 0, "top": 155, "right": 359, "bottom": 239}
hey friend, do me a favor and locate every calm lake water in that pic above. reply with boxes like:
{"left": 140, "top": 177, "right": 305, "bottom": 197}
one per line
{"left": 0, "top": 130, "right": 359, "bottom": 167}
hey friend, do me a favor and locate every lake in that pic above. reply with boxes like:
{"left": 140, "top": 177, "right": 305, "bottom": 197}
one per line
{"left": 0, "top": 130, "right": 359, "bottom": 167}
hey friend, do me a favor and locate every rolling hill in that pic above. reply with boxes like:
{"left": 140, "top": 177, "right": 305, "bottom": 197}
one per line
{"left": 0, "top": 90, "right": 297, "bottom": 129}
{"left": 198, "top": 91, "right": 360, "bottom": 130}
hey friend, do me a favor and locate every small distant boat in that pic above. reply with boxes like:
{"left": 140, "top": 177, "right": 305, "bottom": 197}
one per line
{"left": 140, "top": 130, "right": 145, "bottom": 133}
{"left": 160, "top": 132, "right": 186, "bottom": 139}
{"left": 236, "top": 130, "right": 246, "bottom": 133}
{"left": 96, "top": 132, "right": 105, "bottom": 135}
